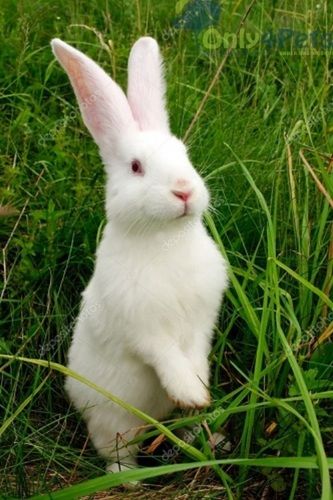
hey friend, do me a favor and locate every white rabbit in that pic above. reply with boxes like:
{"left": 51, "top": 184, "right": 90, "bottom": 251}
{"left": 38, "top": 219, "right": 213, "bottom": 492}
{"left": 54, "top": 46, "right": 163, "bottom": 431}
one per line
{"left": 51, "top": 36, "right": 228, "bottom": 473}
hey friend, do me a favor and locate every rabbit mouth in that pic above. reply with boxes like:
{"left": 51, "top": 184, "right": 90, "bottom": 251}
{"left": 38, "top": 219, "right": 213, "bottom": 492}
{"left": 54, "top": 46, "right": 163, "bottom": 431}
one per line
{"left": 176, "top": 204, "right": 191, "bottom": 218}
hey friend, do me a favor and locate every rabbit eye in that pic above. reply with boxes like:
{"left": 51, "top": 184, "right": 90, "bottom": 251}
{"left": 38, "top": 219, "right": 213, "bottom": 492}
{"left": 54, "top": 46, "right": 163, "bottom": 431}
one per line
{"left": 131, "top": 159, "right": 144, "bottom": 175}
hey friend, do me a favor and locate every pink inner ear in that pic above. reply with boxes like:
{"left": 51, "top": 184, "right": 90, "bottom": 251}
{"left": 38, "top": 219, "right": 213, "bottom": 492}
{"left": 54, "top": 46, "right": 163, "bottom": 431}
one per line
{"left": 63, "top": 54, "right": 104, "bottom": 134}
{"left": 129, "top": 101, "right": 144, "bottom": 131}
{"left": 53, "top": 39, "right": 139, "bottom": 147}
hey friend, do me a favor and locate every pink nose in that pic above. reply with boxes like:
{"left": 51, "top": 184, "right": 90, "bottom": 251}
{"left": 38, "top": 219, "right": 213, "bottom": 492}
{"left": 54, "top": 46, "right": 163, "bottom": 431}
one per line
{"left": 172, "top": 190, "right": 192, "bottom": 203}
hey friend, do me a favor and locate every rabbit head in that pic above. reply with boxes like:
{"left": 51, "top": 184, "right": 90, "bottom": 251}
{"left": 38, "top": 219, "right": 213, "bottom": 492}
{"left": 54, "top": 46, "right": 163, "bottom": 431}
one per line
{"left": 51, "top": 37, "right": 209, "bottom": 230}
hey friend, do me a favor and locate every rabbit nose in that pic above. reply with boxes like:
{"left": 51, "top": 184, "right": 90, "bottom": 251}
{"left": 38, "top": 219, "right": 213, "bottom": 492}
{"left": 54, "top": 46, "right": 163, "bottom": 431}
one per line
{"left": 172, "top": 190, "right": 192, "bottom": 202}
{"left": 175, "top": 178, "right": 188, "bottom": 188}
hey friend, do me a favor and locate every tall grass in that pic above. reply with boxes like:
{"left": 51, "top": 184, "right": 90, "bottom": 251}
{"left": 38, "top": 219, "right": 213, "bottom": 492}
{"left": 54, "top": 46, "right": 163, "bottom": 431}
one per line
{"left": 0, "top": 0, "right": 332, "bottom": 498}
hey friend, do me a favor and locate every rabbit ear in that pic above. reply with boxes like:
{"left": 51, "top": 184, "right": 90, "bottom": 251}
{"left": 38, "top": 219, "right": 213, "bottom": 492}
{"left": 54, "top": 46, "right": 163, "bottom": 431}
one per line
{"left": 127, "top": 37, "right": 170, "bottom": 133}
{"left": 51, "top": 39, "right": 137, "bottom": 151}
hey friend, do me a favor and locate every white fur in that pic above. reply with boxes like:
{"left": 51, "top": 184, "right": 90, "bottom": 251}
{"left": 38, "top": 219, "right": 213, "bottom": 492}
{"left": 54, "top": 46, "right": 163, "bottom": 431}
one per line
{"left": 127, "top": 37, "right": 169, "bottom": 132}
{"left": 51, "top": 37, "right": 228, "bottom": 471}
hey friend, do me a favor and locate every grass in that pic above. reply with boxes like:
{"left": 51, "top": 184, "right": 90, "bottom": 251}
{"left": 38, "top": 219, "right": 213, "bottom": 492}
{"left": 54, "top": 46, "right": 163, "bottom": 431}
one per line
{"left": 0, "top": 0, "right": 333, "bottom": 498}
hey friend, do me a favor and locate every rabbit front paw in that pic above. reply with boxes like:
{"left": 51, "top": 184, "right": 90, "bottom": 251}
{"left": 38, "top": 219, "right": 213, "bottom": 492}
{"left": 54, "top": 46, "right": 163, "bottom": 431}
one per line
{"left": 167, "top": 375, "right": 210, "bottom": 409}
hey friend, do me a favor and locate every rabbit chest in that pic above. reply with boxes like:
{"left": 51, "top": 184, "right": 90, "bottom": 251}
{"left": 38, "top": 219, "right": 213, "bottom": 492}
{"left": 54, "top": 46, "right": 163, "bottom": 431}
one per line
{"left": 89, "top": 223, "right": 227, "bottom": 350}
